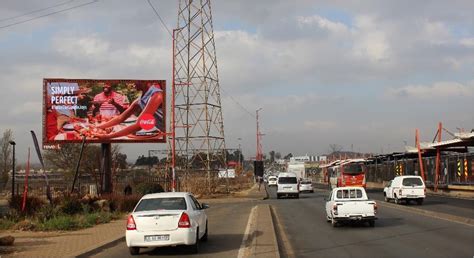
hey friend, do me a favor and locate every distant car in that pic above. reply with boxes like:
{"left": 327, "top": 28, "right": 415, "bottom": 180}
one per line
{"left": 268, "top": 176, "right": 278, "bottom": 186}
{"left": 325, "top": 186, "right": 377, "bottom": 227}
{"left": 126, "top": 192, "right": 209, "bottom": 255}
{"left": 277, "top": 172, "right": 299, "bottom": 199}
{"left": 299, "top": 179, "right": 314, "bottom": 193}
{"left": 383, "top": 175, "right": 425, "bottom": 205}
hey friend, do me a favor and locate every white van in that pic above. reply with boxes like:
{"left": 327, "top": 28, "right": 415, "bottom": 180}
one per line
{"left": 277, "top": 172, "right": 299, "bottom": 199}
{"left": 383, "top": 175, "right": 426, "bottom": 205}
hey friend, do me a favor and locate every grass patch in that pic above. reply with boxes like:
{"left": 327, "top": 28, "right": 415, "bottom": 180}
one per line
{"left": 39, "top": 215, "right": 79, "bottom": 231}
{"left": 0, "top": 219, "right": 16, "bottom": 230}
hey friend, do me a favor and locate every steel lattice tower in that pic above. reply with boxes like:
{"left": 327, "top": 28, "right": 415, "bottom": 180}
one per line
{"left": 169, "top": 0, "right": 227, "bottom": 192}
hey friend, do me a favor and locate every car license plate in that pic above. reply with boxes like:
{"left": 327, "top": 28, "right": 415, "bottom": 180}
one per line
{"left": 145, "top": 235, "right": 169, "bottom": 242}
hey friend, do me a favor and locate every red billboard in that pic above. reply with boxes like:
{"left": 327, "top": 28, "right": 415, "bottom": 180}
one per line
{"left": 43, "top": 78, "right": 166, "bottom": 145}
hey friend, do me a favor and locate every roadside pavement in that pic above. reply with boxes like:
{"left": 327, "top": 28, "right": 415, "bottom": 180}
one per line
{"left": 1, "top": 183, "right": 269, "bottom": 257}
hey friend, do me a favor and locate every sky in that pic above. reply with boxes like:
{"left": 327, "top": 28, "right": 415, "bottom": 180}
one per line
{"left": 0, "top": 0, "right": 473, "bottom": 163}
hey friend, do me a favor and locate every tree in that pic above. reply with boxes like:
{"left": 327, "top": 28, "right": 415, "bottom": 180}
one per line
{"left": 275, "top": 152, "right": 281, "bottom": 160}
{"left": 0, "top": 129, "right": 13, "bottom": 189}
{"left": 269, "top": 150, "right": 276, "bottom": 163}
{"left": 328, "top": 144, "right": 343, "bottom": 154}
{"left": 45, "top": 143, "right": 101, "bottom": 179}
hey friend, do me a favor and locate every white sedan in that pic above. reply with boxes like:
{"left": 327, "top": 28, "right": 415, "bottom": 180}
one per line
{"left": 299, "top": 179, "right": 314, "bottom": 193}
{"left": 126, "top": 192, "right": 209, "bottom": 255}
{"left": 268, "top": 176, "right": 278, "bottom": 186}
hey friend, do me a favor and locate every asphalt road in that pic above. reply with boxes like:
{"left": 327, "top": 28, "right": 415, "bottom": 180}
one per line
{"left": 90, "top": 200, "right": 257, "bottom": 258}
{"left": 314, "top": 183, "right": 474, "bottom": 219}
{"left": 266, "top": 185, "right": 474, "bottom": 258}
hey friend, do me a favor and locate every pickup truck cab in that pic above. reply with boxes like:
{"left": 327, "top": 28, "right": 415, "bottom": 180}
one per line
{"left": 383, "top": 175, "right": 425, "bottom": 205}
{"left": 325, "top": 187, "right": 377, "bottom": 227}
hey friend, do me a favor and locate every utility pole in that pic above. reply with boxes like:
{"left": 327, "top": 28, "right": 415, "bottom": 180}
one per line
{"left": 9, "top": 141, "right": 16, "bottom": 199}
{"left": 238, "top": 138, "right": 242, "bottom": 168}
{"left": 256, "top": 108, "right": 263, "bottom": 161}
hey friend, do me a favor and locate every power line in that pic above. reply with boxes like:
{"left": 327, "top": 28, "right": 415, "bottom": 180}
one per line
{"left": 0, "top": 0, "right": 76, "bottom": 23}
{"left": 0, "top": 0, "right": 99, "bottom": 30}
{"left": 146, "top": 0, "right": 173, "bottom": 37}
{"left": 221, "top": 87, "right": 256, "bottom": 118}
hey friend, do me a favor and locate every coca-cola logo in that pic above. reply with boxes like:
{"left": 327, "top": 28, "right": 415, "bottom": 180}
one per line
{"left": 138, "top": 114, "right": 155, "bottom": 130}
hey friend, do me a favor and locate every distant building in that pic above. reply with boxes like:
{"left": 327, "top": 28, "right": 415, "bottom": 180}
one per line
{"left": 290, "top": 155, "right": 326, "bottom": 163}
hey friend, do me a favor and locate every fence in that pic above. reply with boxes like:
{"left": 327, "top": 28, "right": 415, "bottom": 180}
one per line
{"left": 366, "top": 153, "right": 474, "bottom": 186}
{"left": 3, "top": 174, "right": 177, "bottom": 200}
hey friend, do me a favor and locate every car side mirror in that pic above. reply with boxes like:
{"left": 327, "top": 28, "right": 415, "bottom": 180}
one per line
{"left": 201, "top": 203, "right": 210, "bottom": 209}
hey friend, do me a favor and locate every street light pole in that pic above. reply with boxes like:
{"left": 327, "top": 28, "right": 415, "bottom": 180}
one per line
{"left": 9, "top": 141, "right": 16, "bottom": 198}
{"left": 256, "top": 108, "right": 263, "bottom": 161}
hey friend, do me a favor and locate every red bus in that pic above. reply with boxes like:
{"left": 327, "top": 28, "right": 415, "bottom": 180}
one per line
{"left": 328, "top": 159, "right": 366, "bottom": 189}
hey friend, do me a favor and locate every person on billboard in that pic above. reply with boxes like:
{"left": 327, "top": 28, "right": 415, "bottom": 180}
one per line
{"left": 91, "top": 81, "right": 164, "bottom": 140}
{"left": 92, "top": 83, "right": 129, "bottom": 120}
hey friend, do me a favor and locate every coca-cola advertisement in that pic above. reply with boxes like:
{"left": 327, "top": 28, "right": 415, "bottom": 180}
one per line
{"left": 43, "top": 78, "right": 166, "bottom": 145}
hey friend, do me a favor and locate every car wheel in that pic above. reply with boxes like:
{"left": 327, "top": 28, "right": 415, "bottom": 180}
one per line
{"left": 416, "top": 198, "right": 423, "bottom": 205}
{"left": 326, "top": 216, "right": 331, "bottom": 222}
{"left": 277, "top": 194, "right": 280, "bottom": 199}
{"left": 296, "top": 194, "right": 300, "bottom": 199}
{"left": 394, "top": 195, "right": 400, "bottom": 204}
{"left": 384, "top": 195, "right": 389, "bottom": 202}
{"left": 129, "top": 247, "right": 140, "bottom": 255}
{"left": 189, "top": 228, "right": 199, "bottom": 254}
{"left": 368, "top": 220, "right": 375, "bottom": 227}
{"left": 202, "top": 221, "right": 208, "bottom": 242}
{"left": 310, "top": 190, "right": 314, "bottom": 193}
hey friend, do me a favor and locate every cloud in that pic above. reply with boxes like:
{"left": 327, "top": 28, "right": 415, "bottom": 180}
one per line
{"left": 351, "top": 15, "right": 391, "bottom": 62}
{"left": 386, "top": 81, "right": 474, "bottom": 99}
{"left": 304, "top": 120, "right": 337, "bottom": 131}
{"left": 296, "top": 15, "right": 350, "bottom": 35}
{"left": 54, "top": 34, "right": 110, "bottom": 58}
{"left": 460, "top": 38, "right": 474, "bottom": 47}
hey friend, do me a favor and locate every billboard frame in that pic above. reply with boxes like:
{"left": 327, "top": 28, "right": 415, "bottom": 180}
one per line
{"left": 43, "top": 78, "right": 167, "bottom": 146}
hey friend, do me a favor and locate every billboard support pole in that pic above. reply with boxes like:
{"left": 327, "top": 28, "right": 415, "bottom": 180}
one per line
{"left": 71, "top": 136, "right": 87, "bottom": 194}
{"left": 102, "top": 143, "right": 112, "bottom": 194}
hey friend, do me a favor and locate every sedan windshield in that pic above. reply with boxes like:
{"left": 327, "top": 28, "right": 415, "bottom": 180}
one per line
{"left": 134, "top": 197, "right": 187, "bottom": 212}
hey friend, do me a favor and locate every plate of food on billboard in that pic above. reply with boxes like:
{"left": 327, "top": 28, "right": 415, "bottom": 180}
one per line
{"left": 43, "top": 78, "right": 166, "bottom": 145}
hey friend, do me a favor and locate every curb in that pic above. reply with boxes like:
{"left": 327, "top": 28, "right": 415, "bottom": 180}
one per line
{"left": 254, "top": 204, "right": 280, "bottom": 258}
{"left": 238, "top": 204, "right": 280, "bottom": 258}
{"left": 74, "top": 236, "right": 125, "bottom": 258}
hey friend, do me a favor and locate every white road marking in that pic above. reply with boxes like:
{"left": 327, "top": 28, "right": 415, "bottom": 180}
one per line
{"left": 237, "top": 205, "right": 258, "bottom": 258}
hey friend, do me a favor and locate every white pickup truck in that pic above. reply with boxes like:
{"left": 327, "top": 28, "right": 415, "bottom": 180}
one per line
{"left": 325, "top": 186, "right": 377, "bottom": 227}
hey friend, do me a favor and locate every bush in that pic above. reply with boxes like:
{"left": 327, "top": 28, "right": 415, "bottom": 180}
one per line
{"left": 136, "top": 182, "right": 164, "bottom": 195}
{"left": 120, "top": 195, "right": 142, "bottom": 212}
{"left": 101, "top": 194, "right": 141, "bottom": 212}
{"left": 13, "top": 219, "right": 37, "bottom": 231}
{"left": 0, "top": 218, "right": 16, "bottom": 230}
{"left": 8, "top": 195, "right": 46, "bottom": 216}
{"left": 59, "top": 196, "right": 83, "bottom": 215}
{"left": 39, "top": 215, "right": 78, "bottom": 231}
{"left": 36, "top": 205, "right": 62, "bottom": 223}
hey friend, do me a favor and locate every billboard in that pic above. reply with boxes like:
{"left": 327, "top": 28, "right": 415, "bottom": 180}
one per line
{"left": 43, "top": 78, "right": 166, "bottom": 145}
